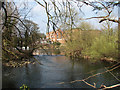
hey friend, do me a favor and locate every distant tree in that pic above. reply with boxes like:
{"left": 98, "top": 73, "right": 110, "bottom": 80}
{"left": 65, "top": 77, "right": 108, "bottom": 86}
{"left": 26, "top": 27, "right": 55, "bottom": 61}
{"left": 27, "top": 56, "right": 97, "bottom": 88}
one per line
{"left": 19, "top": 19, "right": 40, "bottom": 50}
{"left": 1, "top": 2, "right": 43, "bottom": 60}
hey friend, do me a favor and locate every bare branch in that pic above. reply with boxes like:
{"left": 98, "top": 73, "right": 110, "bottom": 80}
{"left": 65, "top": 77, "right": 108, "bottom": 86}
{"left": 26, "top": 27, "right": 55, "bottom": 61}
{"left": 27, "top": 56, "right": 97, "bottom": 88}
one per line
{"left": 58, "top": 65, "right": 120, "bottom": 84}
{"left": 102, "top": 84, "right": 120, "bottom": 89}
{"left": 99, "top": 18, "right": 120, "bottom": 23}
{"left": 98, "top": 2, "right": 112, "bottom": 15}
{"left": 82, "top": 80, "right": 96, "bottom": 88}
{"left": 34, "top": 0, "right": 45, "bottom": 8}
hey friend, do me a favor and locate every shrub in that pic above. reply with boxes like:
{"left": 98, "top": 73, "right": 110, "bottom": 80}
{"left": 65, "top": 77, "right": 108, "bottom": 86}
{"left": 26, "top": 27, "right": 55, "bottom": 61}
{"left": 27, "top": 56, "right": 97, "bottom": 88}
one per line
{"left": 82, "top": 34, "right": 118, "bottom": 59}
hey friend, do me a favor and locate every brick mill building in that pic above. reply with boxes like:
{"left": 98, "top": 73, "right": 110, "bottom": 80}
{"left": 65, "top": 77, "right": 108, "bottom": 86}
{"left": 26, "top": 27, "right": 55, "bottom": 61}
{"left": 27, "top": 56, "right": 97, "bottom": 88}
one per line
{"left": 46, "top": 29, "right": 65, "bottom": 44}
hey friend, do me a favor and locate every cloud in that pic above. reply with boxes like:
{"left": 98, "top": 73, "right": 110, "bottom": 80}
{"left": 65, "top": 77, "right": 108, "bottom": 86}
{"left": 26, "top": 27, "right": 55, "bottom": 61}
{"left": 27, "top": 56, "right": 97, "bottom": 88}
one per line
{"left": 32, "top": 4, "right": 45, "bottom": 14}
{"left": 12, "top": 0, "right": 35, "bottom": 2}
{"left": 30, "top": 3, "right": 48, "bottom": 33}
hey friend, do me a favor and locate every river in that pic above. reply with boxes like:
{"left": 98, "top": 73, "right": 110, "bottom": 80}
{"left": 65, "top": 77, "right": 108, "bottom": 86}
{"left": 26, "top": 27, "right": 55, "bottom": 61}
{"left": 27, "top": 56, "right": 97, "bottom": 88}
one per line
{"left": 2, "top": 55, "right": 120, "bottom": 88}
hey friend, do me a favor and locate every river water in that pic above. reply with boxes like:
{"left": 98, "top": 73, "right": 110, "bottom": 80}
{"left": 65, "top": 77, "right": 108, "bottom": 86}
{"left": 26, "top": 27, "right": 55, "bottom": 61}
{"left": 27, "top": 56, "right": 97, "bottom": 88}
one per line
{"left": 2, "top": 55, "right": 120, "bottom": 88}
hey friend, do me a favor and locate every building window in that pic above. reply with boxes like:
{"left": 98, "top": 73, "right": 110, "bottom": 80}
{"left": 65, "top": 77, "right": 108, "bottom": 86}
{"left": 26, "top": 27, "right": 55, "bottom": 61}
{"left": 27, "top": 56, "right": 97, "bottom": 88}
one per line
{"left": 60, "top": 33, "right": 62, "bottom": 39}
{"left": 57, "top": 33, "right": 59, "bottom": 39}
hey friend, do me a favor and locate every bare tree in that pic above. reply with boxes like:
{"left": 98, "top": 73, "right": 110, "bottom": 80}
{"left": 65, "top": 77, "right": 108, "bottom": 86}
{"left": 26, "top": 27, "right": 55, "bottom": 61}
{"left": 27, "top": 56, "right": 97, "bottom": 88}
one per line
{"left": 1, "top": 1, "right": 43, "bottom": 61}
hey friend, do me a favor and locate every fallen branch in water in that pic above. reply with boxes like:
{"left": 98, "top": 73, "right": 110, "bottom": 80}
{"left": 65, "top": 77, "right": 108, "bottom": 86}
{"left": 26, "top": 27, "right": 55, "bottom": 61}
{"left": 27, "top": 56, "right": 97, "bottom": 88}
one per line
{"left": 82, "top": 80, "right": 96, "bottom": 88}
{"left": 58, "top": 64, "right": 120, "bottom": 89}
{"left": 101, "top": 84, "right": 120, "bottom": 90}
{"left": 105, "top": 67, "right": 120, "bottom": 82}
{"left": 109, "top": 62, "right": 120, "bottom": 68}
{"left": 70, "top": 65, "right": 120, "bottom": 84}
{"left": 70, "top": 62, "right": 120, "bottom": 78}
{"left": 32, "top": 57, "right": 43, "bottom": 65}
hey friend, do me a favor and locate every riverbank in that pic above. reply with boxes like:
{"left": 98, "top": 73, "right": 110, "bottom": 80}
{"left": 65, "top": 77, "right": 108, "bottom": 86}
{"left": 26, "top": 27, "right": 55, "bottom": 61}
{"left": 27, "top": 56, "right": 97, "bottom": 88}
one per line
{"left": 3, "top": 59, "right": 36, "bottom": 67}
{"left": 100, "top": 57, "right": 118, "bottom": 63}
{"left": 2, "top": 54, "right": 119, "bottom": 68}
{"left": 67, "top": 54, "right": 119, "bottom": 64}
{"left": 83, "top": 55, "right": 118, "bottom": 63}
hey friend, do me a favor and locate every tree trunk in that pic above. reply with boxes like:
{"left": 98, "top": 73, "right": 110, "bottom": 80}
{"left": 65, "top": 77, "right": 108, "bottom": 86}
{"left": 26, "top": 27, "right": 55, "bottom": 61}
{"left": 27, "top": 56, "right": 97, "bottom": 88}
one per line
{"left": 118, "top": 2, "right": 120, "bottom": 60}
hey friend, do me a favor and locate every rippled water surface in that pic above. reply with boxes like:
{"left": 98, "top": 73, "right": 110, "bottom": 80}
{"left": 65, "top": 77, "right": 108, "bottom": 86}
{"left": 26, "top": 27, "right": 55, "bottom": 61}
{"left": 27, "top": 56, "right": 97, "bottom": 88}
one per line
{"left": 2, "top": 55, "right": 120, "bottom": 88}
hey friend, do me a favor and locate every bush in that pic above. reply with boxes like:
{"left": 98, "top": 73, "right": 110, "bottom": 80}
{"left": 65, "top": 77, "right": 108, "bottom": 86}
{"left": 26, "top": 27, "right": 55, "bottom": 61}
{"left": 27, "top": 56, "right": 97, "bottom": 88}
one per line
{"left": 62, "top": 28, "right": 99, "bottom": 58}
{"left": 53, "top": 49, "right": 61, "bottom": 55}
{"left": 53, "top": 42, "right": 61, "bottom": 46}
{"left": 82, "top": 34, "right": 118, "bottom": 59}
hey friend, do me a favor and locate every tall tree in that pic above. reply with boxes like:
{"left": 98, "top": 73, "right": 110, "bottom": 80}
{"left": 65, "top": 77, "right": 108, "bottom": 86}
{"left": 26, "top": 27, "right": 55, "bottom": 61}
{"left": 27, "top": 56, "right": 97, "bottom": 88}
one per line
{"left": 118, "top": 2, "right": 120, "bottom": 59}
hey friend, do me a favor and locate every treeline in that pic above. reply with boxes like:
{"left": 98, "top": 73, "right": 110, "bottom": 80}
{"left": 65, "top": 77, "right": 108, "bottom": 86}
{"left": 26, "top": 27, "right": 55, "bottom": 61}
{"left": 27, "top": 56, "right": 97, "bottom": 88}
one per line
{"left": 61, "top": 21, "right": 118, "bottom": 61}
{"left": 2, "top": 2, "right": 45, "bottom": 62}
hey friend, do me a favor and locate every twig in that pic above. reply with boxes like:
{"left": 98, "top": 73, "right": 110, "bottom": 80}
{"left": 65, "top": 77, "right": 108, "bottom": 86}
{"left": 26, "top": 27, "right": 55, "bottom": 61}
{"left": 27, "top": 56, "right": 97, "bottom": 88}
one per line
{"left": 99, "top": 18, "right": 120, "bottom": 23}
{"left": 82, "top": 80, "right": 96, "bottom": 88}
{"left": 102, "top": 84, "right": 120, "bottom": 90}
{"left": 58, "top": 65, "right": 120, "bottom": 84}
{"left": 110, "top": 62, "right": 120, "bottom": 68}
{"left": 34, "top": 0, "right": 45, "bottom": 8}
{"left": 32, "top": 57, "right": 43, "bottom": 65}
{"left": 105, "top": 67, "right": 120, "bottom": 82}
{"left": 2, "top": 47, "right": 19, "bottom": 59}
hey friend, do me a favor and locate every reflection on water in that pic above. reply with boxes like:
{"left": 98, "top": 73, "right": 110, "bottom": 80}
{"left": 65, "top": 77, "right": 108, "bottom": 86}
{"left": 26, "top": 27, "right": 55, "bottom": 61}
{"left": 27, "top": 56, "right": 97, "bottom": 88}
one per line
{"left": 2, "top": 55, "right": 120, "bottom": 88}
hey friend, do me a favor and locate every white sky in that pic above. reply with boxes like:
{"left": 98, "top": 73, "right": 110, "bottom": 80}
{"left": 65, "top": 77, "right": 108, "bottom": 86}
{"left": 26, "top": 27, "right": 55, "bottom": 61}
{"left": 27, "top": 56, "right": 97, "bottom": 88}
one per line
{"left": 13, "top": 0, "right": 119, "bottom": 34}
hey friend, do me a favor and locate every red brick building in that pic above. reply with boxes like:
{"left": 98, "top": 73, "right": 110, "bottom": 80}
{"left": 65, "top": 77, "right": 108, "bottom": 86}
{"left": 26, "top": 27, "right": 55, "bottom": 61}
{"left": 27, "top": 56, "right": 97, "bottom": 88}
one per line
{"left": 46, "top": 29, "right": 65, "bottom": 44}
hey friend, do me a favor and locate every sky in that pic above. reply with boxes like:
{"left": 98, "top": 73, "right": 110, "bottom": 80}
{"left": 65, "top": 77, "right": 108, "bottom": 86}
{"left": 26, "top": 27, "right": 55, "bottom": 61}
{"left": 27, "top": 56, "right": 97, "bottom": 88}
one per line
{"left": 12, "top": 0, "right": 119, "bottom": 34}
